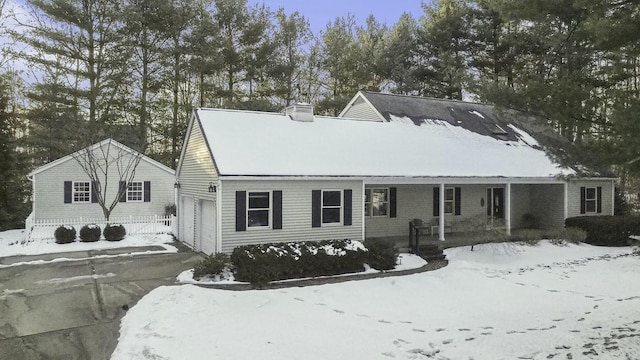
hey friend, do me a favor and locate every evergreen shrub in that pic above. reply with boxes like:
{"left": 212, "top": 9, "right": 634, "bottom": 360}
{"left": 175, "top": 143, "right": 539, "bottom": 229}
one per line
{"left": 565, "top": 216, "right": 640, "bottom": 246}
{"left": 54, "top": 225, "right": 76, "bottom": 244}
{"left": 79, "top": 224, "right": 101, "bottom": 242}
{"left": 103, "top": 224, "right": 126, "bottom": 241}
{"left": 193, "top": 253, "right": 230, "bottom": 280}
{"left": 231, "top": 239, "right": 367, "bottom": 286}
{"left": 364, "top": 238, "right": 398, "bottom": 270}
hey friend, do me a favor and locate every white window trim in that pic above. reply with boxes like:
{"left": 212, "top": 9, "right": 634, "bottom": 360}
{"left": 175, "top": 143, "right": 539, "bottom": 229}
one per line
{"left": 246, "top": 191, "right": 272, "bottom": 229}
{"left": 584, "top": 187, "right": 598, "bottom": 214}
{"left": 444, "top": 187, "right": 455, "bottom": 215}
{"left": 365, "top": 187, "right": 390, "bottom": 218}
{"left": 72, "top": 181, "right": 91, "bottom": 204}
{"left": 127, "top": 181, "right": 144, "bottom": 202}
{"left": 321, "top": 189, "right": 343, "bottom": 226}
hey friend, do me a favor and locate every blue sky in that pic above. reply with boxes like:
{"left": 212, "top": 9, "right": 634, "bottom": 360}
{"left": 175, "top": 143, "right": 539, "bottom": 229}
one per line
{"left": 247, "top": 0, "right": 429, "bottom": 34}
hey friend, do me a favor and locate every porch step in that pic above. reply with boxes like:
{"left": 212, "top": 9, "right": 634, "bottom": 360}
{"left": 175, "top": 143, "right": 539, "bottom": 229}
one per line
{"left": 415, "top": 244, "right": 446, "bottom": 262}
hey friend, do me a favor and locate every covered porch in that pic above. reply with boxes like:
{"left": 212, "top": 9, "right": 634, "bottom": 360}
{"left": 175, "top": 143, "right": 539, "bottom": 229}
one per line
{"left": 363, "top": 178, "right": 567, "bottom": 247}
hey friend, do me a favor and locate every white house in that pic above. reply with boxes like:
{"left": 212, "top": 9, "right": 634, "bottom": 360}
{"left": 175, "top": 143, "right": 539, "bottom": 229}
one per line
{"left": 27, "top": 139, "right": 176, "bottom": 224}
{"left": 175, "top": 93, "right": 615, "bottom": 255}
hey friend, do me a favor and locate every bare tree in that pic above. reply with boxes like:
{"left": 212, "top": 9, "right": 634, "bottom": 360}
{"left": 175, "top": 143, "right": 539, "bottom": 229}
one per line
{"left": 73, "top": 139, "right": 143, "bottom": 221}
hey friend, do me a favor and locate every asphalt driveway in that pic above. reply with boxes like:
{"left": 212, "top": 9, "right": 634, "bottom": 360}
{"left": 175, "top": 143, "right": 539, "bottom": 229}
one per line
{"left": 0, "top": 245, "right": 203, "bottom": 360}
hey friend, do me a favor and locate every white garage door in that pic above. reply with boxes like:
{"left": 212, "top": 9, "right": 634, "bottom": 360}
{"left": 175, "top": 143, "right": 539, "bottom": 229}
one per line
{"left": 180, "top": 196, "right": 195, "bottom": 248}
{"left": 198, "top": 200, "right": 217, "bottom": 255}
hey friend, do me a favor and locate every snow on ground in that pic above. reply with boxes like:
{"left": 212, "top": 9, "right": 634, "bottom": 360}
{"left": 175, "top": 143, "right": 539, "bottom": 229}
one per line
{"left": 0, "top": 229, "right": 177, "bottom": 258}
{"left": 111, "top": 241, "right": 640, "bottom": 360}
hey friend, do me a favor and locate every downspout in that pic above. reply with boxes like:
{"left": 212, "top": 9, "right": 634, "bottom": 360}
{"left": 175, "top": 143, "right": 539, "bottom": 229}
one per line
{"left": 216, "top": 180, "right": 223, "bottom": 254}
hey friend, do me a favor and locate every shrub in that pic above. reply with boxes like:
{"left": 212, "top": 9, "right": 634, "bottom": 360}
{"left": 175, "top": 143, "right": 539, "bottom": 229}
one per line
{"left": 103, "top": 224, "right": 126, "bottom": 241}
{"left": 565, "top": 216, "right": 640, "bottom": 246}
{"left": 231, "top": 239, "right": 367, "bottom": 286}
{"left": 364, "top": 238, "right": 398, "bottom": 270}
{"left": 509, "top": 229, "right": 543, "bottom": 245}
{"left": 193, "top": 253, "right": 230, "bottom": 280}
{"left": 54, "top": 225, "right": 76, "bottom": 244}
{"left": 79, "top": 224, "right": 101, "bottom": 242}
{"left": 548, "top": 227, "right": 587, "bottom": 244}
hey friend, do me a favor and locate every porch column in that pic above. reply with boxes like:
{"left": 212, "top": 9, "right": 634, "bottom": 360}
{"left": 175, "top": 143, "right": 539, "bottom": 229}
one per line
{"left": 505, "top": 183, "right": 511, "bottom": 236}
{"left": 439, "top": 183, "right": 445, "bottom": 241}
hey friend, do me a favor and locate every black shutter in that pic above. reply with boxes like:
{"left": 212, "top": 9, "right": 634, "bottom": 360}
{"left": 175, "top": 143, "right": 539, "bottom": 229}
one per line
{"left": 433, "top": 187, "right": 440, "bottom": 216}
{"left": 119, "top": 181, "right": 127, "bottom": 203}
{"left": 144, "top": 181, "right": 151, "bottom": 202}
{"left": 580, "top": 187, "right": 586, "bottom": 214}
{"left": 273, "top": 190, "right": 282, "bottom": 230}
{"left": 236, "top": 191, "right": 246, "bottom": 231}
{"left": 344, "top": 189, "right": 352, "bottom": 226}
{"left": 597, "top": 187, "right": 602, "bottom": 213}
{"left": 389, "top": 187, "right": 397, "bottom": 218}
{"left": 91, "top": 181, "right": 98, "bottom": 203}
{"left": 64, "top": 181, "right": 72, "bottom": 203}
{"left": 454, "top": 187, "right": 461, "bottom": 215}
{"left": 312, "top": 190, "right": 321, "bottom": 227}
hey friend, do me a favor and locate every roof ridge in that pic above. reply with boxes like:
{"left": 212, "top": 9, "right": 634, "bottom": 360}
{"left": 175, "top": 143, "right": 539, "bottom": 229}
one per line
{"left": 361, "top": 90, "right": 495, "bottom": 107}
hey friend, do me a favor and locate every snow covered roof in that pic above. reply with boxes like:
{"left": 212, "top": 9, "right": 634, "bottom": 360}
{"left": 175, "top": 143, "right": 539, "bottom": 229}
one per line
{"left": 29, "top": 138, "right": 175, "bottom": 177}
{"left": 195, "top": 107, "right": 574, "bottom": 178}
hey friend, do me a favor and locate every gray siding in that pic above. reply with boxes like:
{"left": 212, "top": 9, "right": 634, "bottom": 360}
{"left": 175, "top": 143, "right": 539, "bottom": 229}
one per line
{"left": 33, "top": 154, "right": 174, "bottom": 220}
{"left": 178, "top": 119, "right": 218, "bottom": 202}
{"left": 220, "top": 180, "right": 363, "bottom": 253}
{"left": 530, "top": 184, "right": 565, "bottom": 229}
{"left": 567, "top": 180, "right": 614, "bottom": 218}
{"left": 510, "top": 184, "right": 531, "bottom": 229}
{"left": 341, "top": 97, "right": 382, "bottom": 121}
{"left": 365, "top": 184, "right": 533, "bottom": 238}
{"left": 365, "top": 183, "right": 544, "bottom": 238}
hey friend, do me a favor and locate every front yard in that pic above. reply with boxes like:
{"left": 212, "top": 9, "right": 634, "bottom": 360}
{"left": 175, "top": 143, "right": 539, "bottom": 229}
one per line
{"left": 111, "top": 241, "right": 640, "bottom": 360}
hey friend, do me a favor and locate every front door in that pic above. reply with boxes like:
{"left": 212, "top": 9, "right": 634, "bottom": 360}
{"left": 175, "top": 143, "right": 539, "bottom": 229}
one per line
{"left": 486, "top": 187, "right": 504, "bottom": 219}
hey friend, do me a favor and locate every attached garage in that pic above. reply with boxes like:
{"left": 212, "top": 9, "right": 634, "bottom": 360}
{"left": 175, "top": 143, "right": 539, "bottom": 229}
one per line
{"left": 198, "top": 199, "right": 217, "bottom": 255}
{"left": 180, "top": 196, "right": 195, "bottom": 248}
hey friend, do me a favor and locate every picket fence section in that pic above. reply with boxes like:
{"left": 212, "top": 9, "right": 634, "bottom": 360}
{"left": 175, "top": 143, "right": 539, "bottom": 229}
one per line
{"left": 26, "top": 214, "right": 175, "bottom": 241}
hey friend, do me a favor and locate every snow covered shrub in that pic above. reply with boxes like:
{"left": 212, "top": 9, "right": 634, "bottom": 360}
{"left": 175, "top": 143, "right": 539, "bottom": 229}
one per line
{"left": 364, "top": 238, "right": 398, "bottom": 270}
{"left": 193, "top": 253, "right": 230, "bottom": 280}
{"left": 103, "top": 224, "right": 126, "bottom": 241}
{"left": 565, "top": 216, "right": 640, "bottom": 246}
{"left": 231, "top": 239, "right": 368, "bottom": 285}
{"left": 54, "top": 225, "right": 76, "bottom": 244}
{"left": 79, "top": 224, "right": 101, "bottom": 242}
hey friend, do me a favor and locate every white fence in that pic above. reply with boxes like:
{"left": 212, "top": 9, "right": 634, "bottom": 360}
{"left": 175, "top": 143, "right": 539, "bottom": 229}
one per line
{"left": 26, "top": 214, "right": 175, "bottom": 241}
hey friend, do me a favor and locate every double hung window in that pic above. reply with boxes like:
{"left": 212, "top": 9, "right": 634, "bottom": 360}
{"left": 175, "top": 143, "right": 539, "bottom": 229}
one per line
{"left": 73, "top": 182, "right": 91, "bottom": 203}
{"left": 248, "top": 191, "right": 271, "bottom": 227}
{"left": 365, "top": 188, "right": 389, "bottom": 217}
{"left": 322, "top": 190, "right": 342, "bottom": 224}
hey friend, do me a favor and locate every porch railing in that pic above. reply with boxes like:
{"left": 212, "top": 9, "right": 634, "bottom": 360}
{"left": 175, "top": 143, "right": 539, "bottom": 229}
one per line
{"left": 26, "top": 215, "right": 174, "bottom": 241}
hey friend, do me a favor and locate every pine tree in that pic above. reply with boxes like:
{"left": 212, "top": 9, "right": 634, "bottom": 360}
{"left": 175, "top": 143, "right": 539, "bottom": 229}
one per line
{"left": 416, "top": 0, "right": 473, "bottom": 100}
{"left": 378, "top": 13, "right": 420, "bottom": 94}
{"left": 0, "top": 74, "right": 30, "bottom": 230}
{"left": 16, "top": 0, "right": 130, "bottom": 144}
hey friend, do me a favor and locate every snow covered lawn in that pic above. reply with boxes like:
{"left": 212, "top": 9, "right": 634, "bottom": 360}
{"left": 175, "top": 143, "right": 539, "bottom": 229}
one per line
{"left": 0, "top": 229, "right": 177, "bottom": 258}
{"left": 111, "top": 241, "right": 640, "bottom": 360}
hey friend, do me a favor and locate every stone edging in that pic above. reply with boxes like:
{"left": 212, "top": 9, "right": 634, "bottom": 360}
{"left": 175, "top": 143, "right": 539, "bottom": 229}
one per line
{"left": 192, "top": 259, "right": 449, "bottom": 291}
